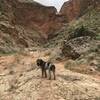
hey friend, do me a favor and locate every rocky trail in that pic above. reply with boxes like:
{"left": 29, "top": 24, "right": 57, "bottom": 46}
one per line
{"left": 0, "top": 51, "right": 100, "bottom": 100}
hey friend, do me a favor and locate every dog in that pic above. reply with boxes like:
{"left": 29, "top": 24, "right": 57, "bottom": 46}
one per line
{"left": 36, "top": 59, "right": 56, "bottom": 80}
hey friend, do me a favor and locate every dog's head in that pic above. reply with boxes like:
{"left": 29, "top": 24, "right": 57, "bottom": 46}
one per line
{"left": 36, "top": 59, "right": 43, "bottom": 66}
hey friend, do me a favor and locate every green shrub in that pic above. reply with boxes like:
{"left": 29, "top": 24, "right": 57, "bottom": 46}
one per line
{"left": 0, "top": 50, "right": 17, "bottom": 56}
{"left": 95, "top": 34, "right": 100, "bottom": 40}
{"left": 64, "top": 60, "right": 77, "bottom": 69}
{"left": 67, "top": 25, "right": 96, "bottom": 40}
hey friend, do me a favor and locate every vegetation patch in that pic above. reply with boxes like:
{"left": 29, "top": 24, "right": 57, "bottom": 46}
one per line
{"left": 64, "top": 60, "right": 77, "bottom": 69}
{"left": 67, "top": 25, "right": 96, "bottom": 40}
{"left": 0, "top": 50, "right": 17, "bottom": 56}
{"left": 95, "top": 34, "right": 100, "bottom": 40}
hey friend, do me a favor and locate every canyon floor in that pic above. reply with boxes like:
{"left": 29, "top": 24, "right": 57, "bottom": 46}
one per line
{"left": 0, "top": 50, "right": 100, "bottom": 100}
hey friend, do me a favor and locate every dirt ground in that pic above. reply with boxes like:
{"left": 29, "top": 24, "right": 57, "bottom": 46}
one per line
{"left": 0, "top": 50, "right": 100, "bottom": 100}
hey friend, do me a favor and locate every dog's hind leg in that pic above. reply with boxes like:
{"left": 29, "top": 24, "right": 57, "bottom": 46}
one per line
{"left": 52, "top": 65, "right": 56, "bottom": 80}
{"left": 49, "top": 70, "right": 51, "bottom": 80}
{"left": 53, "top": 71, "right": 56, "bottom": 80}
{"left": 45, "top": 70, "right": 47, "bottom": 78}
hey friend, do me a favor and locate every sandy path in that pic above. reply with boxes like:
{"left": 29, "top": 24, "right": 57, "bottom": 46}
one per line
{"left": 0, "top": 51, "right": 100, "bottom": 100}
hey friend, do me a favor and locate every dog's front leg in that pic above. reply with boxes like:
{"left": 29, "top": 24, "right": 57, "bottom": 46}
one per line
{"left": 41, "top": 69, "right": 44, "bottom": 78}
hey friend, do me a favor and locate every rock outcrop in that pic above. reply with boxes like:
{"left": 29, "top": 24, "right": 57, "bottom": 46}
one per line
{"left": 0, "top": 0, "right": 67, "bottom": 39}
{"left": 14, "top": 0, "right": 68, "bottom": 39}
{"left": 0, "top": 0, "right": 42, "bottom": 53}
{"left": 0, "top": 0, "right": 67, "bottom": 52}
{"left": 0, "top": 0, "right": 99, "bottom": 53}
{"left": 61, "top": 36, "right": 92, "bottom": 59}
{"left": 60, "top": 0, "right": 100, "bottom": 22}
{"left": 0, "top": 0, "right": 99, "bottom": 39}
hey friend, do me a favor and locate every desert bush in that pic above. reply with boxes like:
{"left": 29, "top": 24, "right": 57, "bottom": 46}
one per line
{"left": 97, "top": 65, "right": 100, "bottom": 71}
{"left": 0, "top": 50, "right": 16, "bottom": 56}
{"left": 48, "top": 48, "right": 63, "bottom": 62}
{"left": 44, "top": 50, "right": 51, "bottom": 57}
{"left": 67, "top": 25, "right": 96, "bottom": 40}
{"left": 76, "top": 58, "right": 88, "bottom": 65}
{"left": 95, "top": 34, "right": 100, "bottom": 40}
{"left": 64, "top": 60, "right": 77, "bottom": 69}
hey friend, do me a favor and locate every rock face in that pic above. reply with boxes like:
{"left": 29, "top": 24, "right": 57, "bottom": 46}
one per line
{"left": 1, "top": 0, "right": 99, "bottom": 39}
{"left": 14, "top": 1, "right": 68, "bottom": 39}
{"left": 0, "top": 0, "right": 99, "bottom": 39}
{"left": 0, "top": 0, "right": 43, "bottom": 53}
{"left": 61, "top": 36, "right": 92, "bottom": 59}
{"left": 0, "top": 0, "right": 99, "bottom": 53}
{"left": 0, "top": 0, "right": 67, "bottom": 52}
{"left": 60, "top": 0, "right": 100, "bottom": 22}
{"left": 0, "top": 0, "right": 67, "bottom": 39}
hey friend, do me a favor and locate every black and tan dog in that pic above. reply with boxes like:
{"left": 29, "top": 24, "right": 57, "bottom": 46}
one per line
{"left": 36, "top": 59, "right": 56, "bottom": 80}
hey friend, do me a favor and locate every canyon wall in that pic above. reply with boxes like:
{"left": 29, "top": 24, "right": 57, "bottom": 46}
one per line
{"left": 1, "top": 0, "right": 99, "bottom": 38}
{"left": 0, "top": 0, "right": 99, "bottom": 52}
{"left": 13, "top": 0, "right": 67, "bottom": 39}
{"left": 60, "top": 0, "right": 100, "bottom": 22}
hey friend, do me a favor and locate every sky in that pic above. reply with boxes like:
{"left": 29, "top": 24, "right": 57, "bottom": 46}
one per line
{"left": 34, "top": 0, "right": 69, "bottom": 12}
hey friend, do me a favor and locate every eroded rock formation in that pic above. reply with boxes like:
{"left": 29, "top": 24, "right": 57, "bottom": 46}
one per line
{"left": 0, "top": 0, "right": 99, "bottom": 52}
{"left": 60, "top": 0, "right": 100, "bottom": 22}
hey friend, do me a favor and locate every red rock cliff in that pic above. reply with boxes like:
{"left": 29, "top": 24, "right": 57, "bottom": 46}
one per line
{"left": 12, "top": 0, "right": 67, "bottom": 39}
{"left": 1, "top": 0, "right": 99, "bottom": 39}
{"left": 60, "top": 0, "right": 100, "bottom": 22}
{"left": 0, "top": 0, "right": 67, "bottom": 39}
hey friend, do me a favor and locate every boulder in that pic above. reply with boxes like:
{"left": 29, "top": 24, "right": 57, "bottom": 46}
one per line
{"left": 61, "top": 36, "right": 92, "bottom": 59}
